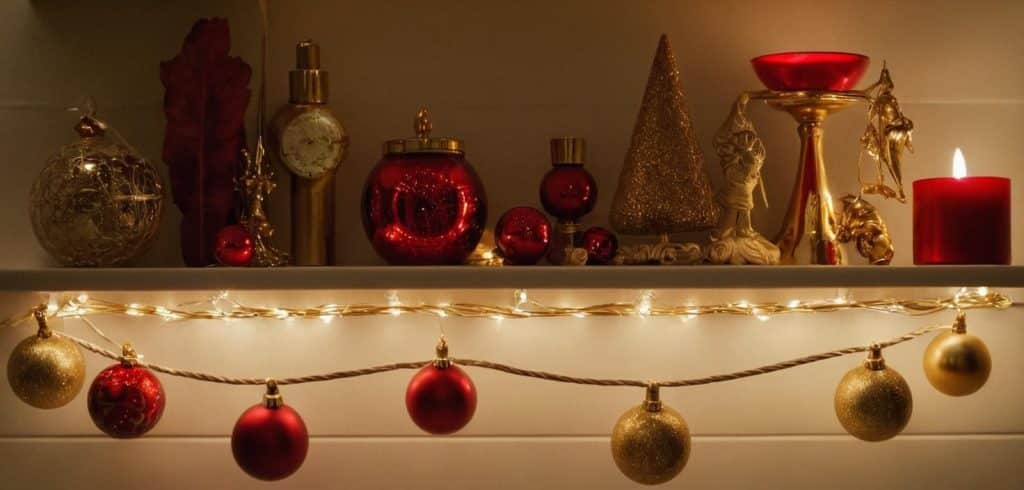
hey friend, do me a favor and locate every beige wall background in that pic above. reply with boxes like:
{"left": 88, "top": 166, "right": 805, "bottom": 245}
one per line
{"left": 0, "top": 1, "right": 1022, "bottom": 489}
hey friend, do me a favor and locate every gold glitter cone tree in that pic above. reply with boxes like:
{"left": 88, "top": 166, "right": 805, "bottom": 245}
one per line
{"left": 610, "top": 35, "right": 718, "bottom": 246}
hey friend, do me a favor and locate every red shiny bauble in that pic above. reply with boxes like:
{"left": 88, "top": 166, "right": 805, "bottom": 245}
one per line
{"left": 362, "top": 153, "right": 487, "bottom": 264}
{"left": 540, "top": 165, "right": 597, "bottom": 222}
{"left": 406, "top": 364, "right": 477, "bottom": 434}
{"left": 214, "top": 224, "right": 254, "bottom": 266}
{"left": 495, "top": 206, "right": 551, "bottom": 265}
{"left": 232, "top": 403, "right": 309, "bottom": 481}
{"left": 582, "top": 226, "right": 619, "bottom": 265}
{"left": 87, "top": 363, "right": 165, "bottom": 438}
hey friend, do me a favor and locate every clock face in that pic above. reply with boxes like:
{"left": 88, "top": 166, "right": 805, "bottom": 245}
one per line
{"left": 280, "top": 110, "right": 347, "bottom": 179}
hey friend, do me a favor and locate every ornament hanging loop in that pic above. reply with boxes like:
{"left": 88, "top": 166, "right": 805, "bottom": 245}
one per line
{"left": 32, "top": 306, "right": 52, "bottom": 339}
{"left": 644, "top": 383, "right": 662, "bottom": 412}
{"left": 263, "top": 378, "right": 284, "bottom": 408}
{"left": 864, "top": 343, "right": 885, "bottom": 370}
{"left": 119, "top": 343, "right": 139, "bottom": 367}
{"left": 433, "top": 336, "right": 451, "bottom": 369}
{"left": 952, "top": 311, "right": 967, "bottom": 334}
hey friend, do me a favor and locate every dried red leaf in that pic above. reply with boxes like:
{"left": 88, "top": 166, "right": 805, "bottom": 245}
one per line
{"left": 160, "top": 18, "right": 251, "bottom": 266}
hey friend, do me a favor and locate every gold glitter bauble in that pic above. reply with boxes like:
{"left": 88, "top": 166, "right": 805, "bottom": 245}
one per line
{"left": 609, "top": 34, "right": 718, "bottom": 236}
{"left": 834, "top": 349, "right": 912, "bottom": 442}
{"left": 611, "top": 392, "right": 691, "bottom": 485}
{"left": 29, "top": 111, "right": 163, "bottom": 266}
{"left": 923, "top": 330, "right": 991, "bottom": 397}
{"left": 7, "top": 332, "right": 86, "bottom": 409}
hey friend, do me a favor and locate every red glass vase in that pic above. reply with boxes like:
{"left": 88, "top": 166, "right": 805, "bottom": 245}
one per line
{"left": 362, "top": 109, "right": 487, "bottom": 265}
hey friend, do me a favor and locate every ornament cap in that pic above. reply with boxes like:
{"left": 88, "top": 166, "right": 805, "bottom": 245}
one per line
{"left": 33, "top": 307, "right": 52, "bottom": 338}
{"left": 289, "top": 40, "right": 328, "bottom": 104}
{"left": 120, "top": 343, "right": 139, "bottom": 367}
{"left": 263, "top": 378, "right": 284, "bottom": 408}
{"left": 74, "top": 115, "right": 107, "bottom": 138}
{"left": 864, "top": 343, "right": 886, "bottom": 370}
{"left": 550, "top": 137, "right": 586, "bottom": 165}
{"left": 953, "top": 311, "right": 967, "bottom": 334}
{"left": 644, "top": 383, "right": 663, "bottom": 412}
{"left": 433, "top": 336, "right": 452, "bottom": 369}
{"left": 383, "top": 107, "right": 464, "bottom": 155}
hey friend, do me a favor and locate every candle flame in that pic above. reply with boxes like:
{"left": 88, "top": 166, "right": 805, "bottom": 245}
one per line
{"left": 953, "top": 148, "right": 967, "bottom": 179}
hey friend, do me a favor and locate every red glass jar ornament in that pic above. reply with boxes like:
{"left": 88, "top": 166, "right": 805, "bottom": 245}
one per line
{"left": 751, "top": 52, "right": 870, "bottom": 92}
{"left": 495, "top": 206, "right": 551, "bottom": 265}
{"left": 540, "top": 137, "right": 596, "bottom": 222}
{"left": 362, "top": 108, "right": 487, "bottom": 265}
{"left": 87, "top": 344, "right": 165, "bottom": 439}
{"left": 232, "top": 380, "right": 309, "bottom": 481}
{"left": 582, "top": 226, "right": 619, "bottom": 265}
{"left": 215, "top": 224, "right": 254, "bottom": 266}
{"left": 406, "top": 338, "right": 477, "bottom": 435}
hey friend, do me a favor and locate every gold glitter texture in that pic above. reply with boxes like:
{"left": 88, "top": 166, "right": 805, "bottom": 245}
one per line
{"left": 611, "top": 401, "right": 691, "bottom": 485}
{"left": 610, "top": 34, "right": 718, "bottom": 235}
{"left": 834, "top": 351, "right": 912, "bottom": 442}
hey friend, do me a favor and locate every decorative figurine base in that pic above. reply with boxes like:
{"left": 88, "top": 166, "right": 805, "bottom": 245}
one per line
{"left": 613, "top": 234, "right": 702, "bottom": 265}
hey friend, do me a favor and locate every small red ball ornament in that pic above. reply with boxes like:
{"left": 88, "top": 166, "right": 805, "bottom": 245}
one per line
{"left": 495, "top": 206, "right": 552, "bottom": 265}
{"left": 540, "top": 137, "right": 596, "bottom": 222}
{"left": 232, "top": 380, "right": 309, "bottom": 481}
{"left": 582, "top": 226, "right": 619, "bottom": 265}
{"left": 406, "top": 338, "right": 477, "bottom": 435}
{"left": 214, "top": 224, "right": 254, "bottom": 266}
{"left": 87, "top": 344, "right": 165, "bottom": 439}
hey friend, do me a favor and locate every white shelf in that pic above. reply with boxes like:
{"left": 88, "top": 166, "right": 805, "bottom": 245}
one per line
{"left": 0, "top": 265, "right": 1020, "bottom": 291}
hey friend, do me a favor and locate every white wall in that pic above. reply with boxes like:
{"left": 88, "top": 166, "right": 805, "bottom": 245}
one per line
{"left": 0, "top": 1, "right": 1022, "bottom": 489}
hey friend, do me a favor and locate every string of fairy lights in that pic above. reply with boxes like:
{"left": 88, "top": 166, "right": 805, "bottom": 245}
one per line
{"left": 1, "top": 286, "right": 1012, "bottom": 484}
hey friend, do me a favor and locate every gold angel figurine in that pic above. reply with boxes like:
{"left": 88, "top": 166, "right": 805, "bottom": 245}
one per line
{"left": 707, "top": 94, "right": 780, "bottom": 265}
{"left": 859, "top": 63, "right": 913, "bottom": 202}
{"left": 239, "top": 142, "right": 289, "bottom": 267}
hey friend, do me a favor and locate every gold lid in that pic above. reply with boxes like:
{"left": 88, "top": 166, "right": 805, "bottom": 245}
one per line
{"left": 550, "top": 137, "right": 585, "bottom": 165}
{"left": 383, "top": 107, "right": 464, "bottom": 155}
{"left": 289, "top": 40, "right": 328, "bottom": 104}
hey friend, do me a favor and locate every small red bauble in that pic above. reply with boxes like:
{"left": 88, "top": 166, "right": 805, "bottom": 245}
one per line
{"left": 582, "top": 226, "right": 619, "bottom": 265}
{"left": 87, "top": 361, "right": 165, "bottom": 438}
{"left": 406, "top": 363, "right": 477, "bottom": 434}
{"left": 232, "top": 384, "right": 309, "bottom": 481}
{"left": 495, "top": 206, "right": 552, "bottom": 265}
{"left": 214, "top": 224, "right": 254, "bottom": 266}
{"left": 540, "top": 165, "right": 597, "bottom": 222}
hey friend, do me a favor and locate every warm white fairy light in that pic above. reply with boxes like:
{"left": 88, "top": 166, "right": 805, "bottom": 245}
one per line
{"left": 273, "top": 308, "right": 289, "bottom": 320}
{"left": 319, "top": 315, "right": 334, "bottom": 324}
{"left": 514, "top": 289, "right": 529, "bottom": 311}
{"left": 387, "top": 290, "right": 402, "bottom": 317}
{"left": 977, "top": 287, "right": 989, "bottom": 296}
{"left": 787, "top": 299, "right": 801, "bottom": 309}
{"left": 636, "top": 290, "right": 655, "bottom": 317}
{"left": 126, "top": 304, "right": 143, "bottom": 316}
{"left": 573, "top": 312, "right": 588, "bottom": 319}
{"left": 736, "top": 300, "right": 750, "bottom": 309}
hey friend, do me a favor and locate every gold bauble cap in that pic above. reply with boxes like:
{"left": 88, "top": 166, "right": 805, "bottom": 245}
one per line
{"left": 289, "top": 40, "right": 328, "bottom": 104}
{"left": 550, "top": 137, "right": 585, "bottom": 165}
{"left": 383, "top": 107, "right": 464, "bottom": 155}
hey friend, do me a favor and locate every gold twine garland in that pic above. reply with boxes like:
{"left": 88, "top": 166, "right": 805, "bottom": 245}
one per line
{"left": 54, "top": 322, "right": 943, "bottom": 388}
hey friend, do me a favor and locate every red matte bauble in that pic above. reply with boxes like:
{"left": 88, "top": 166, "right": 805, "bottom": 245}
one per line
{"left": 362, "top": 153, "right": 487, "bottom": 264}
{"left": 232, "top": 403, "right": 309, "bottom": 481}
{"left": 87, "top": 363, "right": 165, "bottom": 438}
{"left": 751, "top": 52, "right": 870, "bottom": 91}
{"left": 582, "top": 226, "right": 618, "bottom": 265}
{"left": 406, "top": 364, "right": 477, "bottom": 434}
{"left": 495, "top": 206, "right": 551, "bottom": 265}
{"left": 214, "top": 224, "right": 254, "bottom": 266}
{"left": 540, "top": 165, "right": 597, "bottom": 221}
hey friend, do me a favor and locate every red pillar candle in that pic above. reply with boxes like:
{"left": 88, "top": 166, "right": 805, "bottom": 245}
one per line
{"left": 913, "top": 149, "right": 1011, "bottom": 264}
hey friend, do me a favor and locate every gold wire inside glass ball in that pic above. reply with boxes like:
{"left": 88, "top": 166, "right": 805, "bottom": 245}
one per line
{"left": 29, "top": 132, "right": 163, "bottom": 266}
